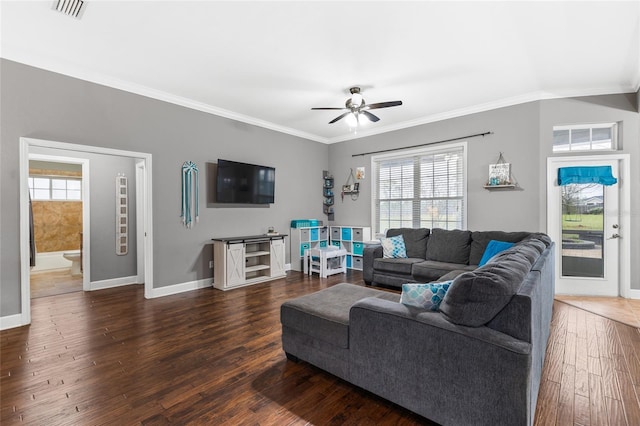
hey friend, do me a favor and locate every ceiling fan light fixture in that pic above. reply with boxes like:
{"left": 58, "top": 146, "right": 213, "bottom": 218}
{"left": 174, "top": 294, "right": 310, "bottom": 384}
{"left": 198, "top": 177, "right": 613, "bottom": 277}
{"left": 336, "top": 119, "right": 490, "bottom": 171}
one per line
{"left": 350, "top": 92, "right": 363, "bottom": 107}
{"left": 345, "top": 112, "right": 358, "bottom": 128}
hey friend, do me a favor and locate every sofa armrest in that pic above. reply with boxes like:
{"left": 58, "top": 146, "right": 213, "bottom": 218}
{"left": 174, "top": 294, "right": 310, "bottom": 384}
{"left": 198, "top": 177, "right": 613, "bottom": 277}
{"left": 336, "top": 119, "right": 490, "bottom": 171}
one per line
{"left": 348, "top": 297, "right": 533, "bottom": 426}
{"left": 363, "top": 246, "right": 383, "bottom": 284}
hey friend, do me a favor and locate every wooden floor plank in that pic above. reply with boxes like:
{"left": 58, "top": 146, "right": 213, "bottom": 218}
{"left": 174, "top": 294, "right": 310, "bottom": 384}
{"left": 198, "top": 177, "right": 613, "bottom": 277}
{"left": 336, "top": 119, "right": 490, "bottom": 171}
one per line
{"left": 2, "top": 272, "right": 640, "bottom": 425}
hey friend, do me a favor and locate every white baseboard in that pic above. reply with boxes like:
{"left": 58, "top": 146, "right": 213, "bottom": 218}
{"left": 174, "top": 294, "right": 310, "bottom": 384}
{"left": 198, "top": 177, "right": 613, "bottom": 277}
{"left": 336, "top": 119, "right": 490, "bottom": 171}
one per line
{"left": 0, "top": 313, "right": 27, "bottom": 330}
{"left": 285, "top": 263, "right": 291, "bottom": 271}
{"left": 147, "top": 278, "right": 213, "bottom": 298}
{"left": 628, "top": 289, "right": 640, "bottom": 299}
{"left": 90, "top": 275, "right": 139, "bottom": 291}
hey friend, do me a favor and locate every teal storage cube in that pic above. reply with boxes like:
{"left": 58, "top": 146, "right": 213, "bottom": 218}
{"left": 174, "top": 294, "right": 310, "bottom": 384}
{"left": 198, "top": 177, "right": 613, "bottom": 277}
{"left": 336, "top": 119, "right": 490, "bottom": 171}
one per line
{"left": 346, "top": 255, "right": 352, "bottom": 268}
{"left": 310, "top": 228, "right": 319, "bottom": 241}
{"left": 342, "top": 227, "right": 352, "bottom": 240}
{"left": 320, "top": 240, "right": 328, "bottom": 248}
{"left": 353, "top": 242, "right": 364, "bottom": 255}
{"left": 332, "top": 241, "right": 341, "bottom": 248}
{"left": 300, "top": 242, "right": 311, "bottom": 257}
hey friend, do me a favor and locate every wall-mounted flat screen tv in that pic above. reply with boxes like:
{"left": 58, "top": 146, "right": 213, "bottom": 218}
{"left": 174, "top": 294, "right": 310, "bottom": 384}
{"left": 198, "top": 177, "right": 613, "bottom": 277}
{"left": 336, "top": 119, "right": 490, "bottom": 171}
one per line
{"left": 216, "top": 159, "right": 275, "bottom": 204}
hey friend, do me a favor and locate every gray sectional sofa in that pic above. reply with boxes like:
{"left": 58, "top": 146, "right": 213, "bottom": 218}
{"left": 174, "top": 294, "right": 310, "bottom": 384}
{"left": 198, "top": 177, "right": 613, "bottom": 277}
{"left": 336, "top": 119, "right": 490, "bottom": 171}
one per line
{"left": 280, "top": 229, "right": 554, "bottom": 426}
{"left": 364, "top": 227, "right": 541, "bottom": 287}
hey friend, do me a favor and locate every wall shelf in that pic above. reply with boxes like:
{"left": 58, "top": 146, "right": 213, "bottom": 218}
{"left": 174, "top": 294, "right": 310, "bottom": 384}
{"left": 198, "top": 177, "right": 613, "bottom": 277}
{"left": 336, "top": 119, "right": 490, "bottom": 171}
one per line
{"left": 483, "top": 184, "right": 517, "bottom": 190}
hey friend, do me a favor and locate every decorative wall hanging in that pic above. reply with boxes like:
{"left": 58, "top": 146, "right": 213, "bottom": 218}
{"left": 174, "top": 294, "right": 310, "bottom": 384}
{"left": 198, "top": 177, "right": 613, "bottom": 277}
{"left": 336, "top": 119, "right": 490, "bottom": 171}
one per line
{"left": 116, "top": 174, "right": 128, "bottom": 255}
{"left": 484, "top": 152, "right": 517, "bottom": 190}
{"left": 181, "top": 161, "right": 199, "bottom": 228}
{"left": 341, "top": 168, "right": 360, "bottom": 201}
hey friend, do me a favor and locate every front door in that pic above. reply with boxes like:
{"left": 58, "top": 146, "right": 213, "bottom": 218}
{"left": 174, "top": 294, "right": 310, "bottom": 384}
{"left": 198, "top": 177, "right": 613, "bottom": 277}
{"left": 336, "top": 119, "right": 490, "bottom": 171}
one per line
{"left": 547, "top": 157, "right": 621, "bottom": 296}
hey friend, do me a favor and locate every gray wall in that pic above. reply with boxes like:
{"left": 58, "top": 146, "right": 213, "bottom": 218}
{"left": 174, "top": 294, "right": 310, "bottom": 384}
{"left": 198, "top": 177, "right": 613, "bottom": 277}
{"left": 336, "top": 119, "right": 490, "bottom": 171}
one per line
{"left": 1, "top": 59, "right": 328, "bottom": 317}
{"left": 328, "top": 101, "right": 542, "bottom": 232}
{"left": 30, "top": 147, "right": 138, "bottom": 282}
{"left": 329, "top": 93, "right": 639, "bottom": 290}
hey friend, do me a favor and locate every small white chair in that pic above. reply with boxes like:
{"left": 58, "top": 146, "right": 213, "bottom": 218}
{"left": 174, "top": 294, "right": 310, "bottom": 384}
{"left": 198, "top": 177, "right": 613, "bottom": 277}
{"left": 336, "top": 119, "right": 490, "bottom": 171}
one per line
{"left": 305, "top": 246, "right": 347, "bottom": 278}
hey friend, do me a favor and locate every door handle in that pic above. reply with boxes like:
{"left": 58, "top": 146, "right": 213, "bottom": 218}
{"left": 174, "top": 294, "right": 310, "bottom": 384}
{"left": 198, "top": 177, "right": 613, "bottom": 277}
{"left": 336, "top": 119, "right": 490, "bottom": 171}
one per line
{"left": 608, "top": 233, "right": 621, "bottom": 240}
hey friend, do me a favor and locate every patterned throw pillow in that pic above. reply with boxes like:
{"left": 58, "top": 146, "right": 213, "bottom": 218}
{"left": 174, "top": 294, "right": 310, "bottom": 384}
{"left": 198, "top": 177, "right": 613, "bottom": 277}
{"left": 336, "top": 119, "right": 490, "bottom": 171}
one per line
{"left": 380, "top": 234, "right": 407, "bottom": 258}
{"left": 400, "top": 281, "right": 452, "bottom": 311}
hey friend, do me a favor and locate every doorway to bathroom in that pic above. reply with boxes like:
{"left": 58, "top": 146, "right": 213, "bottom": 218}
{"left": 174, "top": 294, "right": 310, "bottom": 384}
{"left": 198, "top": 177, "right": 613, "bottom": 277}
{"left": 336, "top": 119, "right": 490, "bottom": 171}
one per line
{"left": 19, "top": 137, "right": 154, "bottom": 327}
{"left": 28, "top": 154, "right": 89, "bottom": 298}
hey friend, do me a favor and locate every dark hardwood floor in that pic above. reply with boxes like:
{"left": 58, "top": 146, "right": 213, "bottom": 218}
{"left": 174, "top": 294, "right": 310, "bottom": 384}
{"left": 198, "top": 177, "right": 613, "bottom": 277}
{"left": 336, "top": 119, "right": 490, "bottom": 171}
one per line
{"left": 1, "top": 271, "right": 639, "bottom": 425}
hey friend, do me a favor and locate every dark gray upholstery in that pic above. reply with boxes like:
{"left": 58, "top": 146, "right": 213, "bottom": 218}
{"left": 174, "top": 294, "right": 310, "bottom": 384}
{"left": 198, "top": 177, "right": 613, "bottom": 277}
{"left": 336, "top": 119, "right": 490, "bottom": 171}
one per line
{"left": 373, "top": 257, "right": 423, "bottom": 275}
{"left": 425, "top": 228, "right": 472, "bottom": 264}
{"left": 469, "top": 230, "right": 532, "bottom": 265}
{"left": 412, "top": 260, "right": 475, "bottom": 282}
{"left": 386, "top": 228, "right": 430, "bottom": 258}
{"left": 281, "top": 238, "right": 555, "bottom": 426}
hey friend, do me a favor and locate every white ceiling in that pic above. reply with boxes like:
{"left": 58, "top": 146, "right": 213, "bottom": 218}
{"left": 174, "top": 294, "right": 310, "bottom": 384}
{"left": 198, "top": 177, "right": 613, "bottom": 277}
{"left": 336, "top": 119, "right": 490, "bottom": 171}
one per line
{"left": 2, "top": 1, "right": 639, "bottom": 143}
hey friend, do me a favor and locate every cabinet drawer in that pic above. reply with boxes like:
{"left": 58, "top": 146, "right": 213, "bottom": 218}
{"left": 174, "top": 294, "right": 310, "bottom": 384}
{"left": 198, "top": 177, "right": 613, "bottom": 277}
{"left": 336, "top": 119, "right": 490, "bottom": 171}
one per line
{"left": 300, "top": 242, "right": 311, "bottom": 257}
{"left": 353, "top": 242, "right": 364, "bottom": 255}
{"left": 331, "top": 227, "right": 341, "bottom": 240}
{"left": 341, "top": 228, "right": 352, "bottom": 240}
{"left": 319, "top": 227, "right": 328, "bottom": 240}
{"left": 352, "top": 256, "right": 363, "bottom": 270}
{"left": 310, "top": 228, "right": 319, "bottom": 241}
{"left": 353, "top": 228, "right": 364, "bottom": 241}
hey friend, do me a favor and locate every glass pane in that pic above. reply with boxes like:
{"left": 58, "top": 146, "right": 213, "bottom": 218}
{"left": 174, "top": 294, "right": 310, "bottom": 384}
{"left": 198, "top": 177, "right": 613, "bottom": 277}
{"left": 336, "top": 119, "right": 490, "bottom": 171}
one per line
{"left": 52, "top": 189, "right": 66, "bottom": 200}
{"left": 33, "top": 178, "right": 49, "bottom": 189}
{"left": 34, "top": 189, "right": 50, "bottom": 200}
{"left": 591, "top": 127, "right": 612, "bottom": 150}
{"left": 553, "top": 129, "right": 570, "bottom": 152}
{"left": 561, "top": 183, "right": 604, "bottom": 278}
{"left": 570, "top": 128, "right": 591, "bottom": 151}
{"left": 51, "top": 179, "right": 66, "bottom": 189}
{"left": 67, "top": 190, "right": 81, "bottom": 200}
{"left": 67, "top": 180, "right": 81, "bottom": 190}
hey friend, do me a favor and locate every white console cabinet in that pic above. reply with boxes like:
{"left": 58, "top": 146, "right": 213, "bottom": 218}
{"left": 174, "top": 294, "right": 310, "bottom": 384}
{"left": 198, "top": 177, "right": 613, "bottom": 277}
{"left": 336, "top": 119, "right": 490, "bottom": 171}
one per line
{"left": 212, "top": 234, "right": 287, "bottom": 290}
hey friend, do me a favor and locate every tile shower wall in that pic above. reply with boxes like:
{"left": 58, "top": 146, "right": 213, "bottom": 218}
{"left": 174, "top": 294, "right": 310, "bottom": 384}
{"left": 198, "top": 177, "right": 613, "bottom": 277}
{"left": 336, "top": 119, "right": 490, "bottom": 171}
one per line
{"left": 30, "top": 167, "right": 82, "bottom": 253}
{"left": 32, "top": 201, "right": 82, "bottom": 252}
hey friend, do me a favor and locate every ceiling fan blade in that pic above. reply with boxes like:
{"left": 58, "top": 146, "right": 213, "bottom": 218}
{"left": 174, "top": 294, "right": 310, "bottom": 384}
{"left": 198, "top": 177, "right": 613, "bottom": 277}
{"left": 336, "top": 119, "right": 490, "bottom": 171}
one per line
{"left": 311, "top": 107, "right": 347, "bottom": 110}
{"left": 361, "top": 110, "right": 380, "bottom": 122}
{"left": 364, "top": 100, "right": 403, "bottom": 110}
{"left": 329, "top": 112, "right": 351, "bottom": 124}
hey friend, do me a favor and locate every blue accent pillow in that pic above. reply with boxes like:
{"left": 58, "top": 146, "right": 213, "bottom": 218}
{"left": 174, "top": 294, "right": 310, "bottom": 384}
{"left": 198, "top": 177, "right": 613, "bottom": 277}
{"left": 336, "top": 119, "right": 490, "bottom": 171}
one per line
{"left": 400, "top": 281, "right": 452, "bottom": 311}
{"left": 380, "top": 234, "right": 407, "bottom": 258}
{"left": 478, "top": 240, "right": 515, "bottom": 266}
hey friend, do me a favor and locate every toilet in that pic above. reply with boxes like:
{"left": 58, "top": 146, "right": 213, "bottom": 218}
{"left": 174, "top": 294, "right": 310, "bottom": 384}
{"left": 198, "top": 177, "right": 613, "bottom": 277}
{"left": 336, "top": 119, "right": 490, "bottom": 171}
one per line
{"left": 63, "top": 251, "right": 82, "bottom": 277}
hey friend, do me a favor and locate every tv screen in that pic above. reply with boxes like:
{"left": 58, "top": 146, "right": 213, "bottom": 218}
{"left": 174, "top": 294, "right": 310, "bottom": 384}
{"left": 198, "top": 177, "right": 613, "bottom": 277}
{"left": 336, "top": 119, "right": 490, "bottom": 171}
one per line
{"left": 216, "top": 159, "right": 275, "bottom": 204}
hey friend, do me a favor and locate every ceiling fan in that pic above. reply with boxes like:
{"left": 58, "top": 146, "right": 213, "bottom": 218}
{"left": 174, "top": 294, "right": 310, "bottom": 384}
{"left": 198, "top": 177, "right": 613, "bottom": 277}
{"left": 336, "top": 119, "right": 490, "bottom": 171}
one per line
{"left": 312, "top": 87, "right": 402, "bottom": 125}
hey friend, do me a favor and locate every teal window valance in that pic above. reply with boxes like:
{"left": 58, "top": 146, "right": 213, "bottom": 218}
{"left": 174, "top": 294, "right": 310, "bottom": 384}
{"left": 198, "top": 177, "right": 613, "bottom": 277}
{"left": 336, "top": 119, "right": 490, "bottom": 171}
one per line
{"left": 557, "top": 166, "right": 617, "bottom": 186}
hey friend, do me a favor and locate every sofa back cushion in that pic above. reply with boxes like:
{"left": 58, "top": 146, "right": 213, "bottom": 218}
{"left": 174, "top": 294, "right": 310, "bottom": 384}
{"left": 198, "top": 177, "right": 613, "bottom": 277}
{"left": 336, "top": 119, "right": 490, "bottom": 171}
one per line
{"left": 386, "top": 228, "right": 430, "bottom": 259}
{"left": 469, "top": 231, "right": 532, "bottom": 265}
{"left": 439, "top": 239, "right": 545, "bottom": 327}
{"left": 425, "top": 228, "right": 472, "bottom": 264}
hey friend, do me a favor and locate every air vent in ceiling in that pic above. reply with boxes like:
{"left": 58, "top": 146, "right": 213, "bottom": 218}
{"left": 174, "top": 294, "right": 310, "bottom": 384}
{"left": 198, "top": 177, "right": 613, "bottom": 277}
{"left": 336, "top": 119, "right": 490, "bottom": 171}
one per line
{"left": 53, "top": 0, "right": 85, "bottom": 19}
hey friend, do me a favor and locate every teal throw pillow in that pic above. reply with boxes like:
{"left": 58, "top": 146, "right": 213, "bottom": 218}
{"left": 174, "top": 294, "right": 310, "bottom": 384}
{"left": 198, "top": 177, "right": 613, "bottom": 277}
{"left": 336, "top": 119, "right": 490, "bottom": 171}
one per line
{"left": 479, "top": 240, "right": 515, "bottom": 266}
{"left": 381, "top": 234, "right": 407, "bottom": 258}
{"left": 400, "top": 281, "right": 452, "bottom": 311}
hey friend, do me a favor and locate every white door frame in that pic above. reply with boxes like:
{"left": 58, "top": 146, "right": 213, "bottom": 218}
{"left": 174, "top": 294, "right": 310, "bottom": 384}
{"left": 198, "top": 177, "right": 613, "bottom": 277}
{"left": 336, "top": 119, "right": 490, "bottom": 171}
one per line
{"left": 19, "top": 137, "right": 154, "bottom": 326}
{"left": 546, "top": 154, "right": 631, "bottom": 298}
{"left": 135, "top": 160, "right": 146, "bottom": 285}
{"left": 28, "top": 153, "right": 91, "bottom": 291}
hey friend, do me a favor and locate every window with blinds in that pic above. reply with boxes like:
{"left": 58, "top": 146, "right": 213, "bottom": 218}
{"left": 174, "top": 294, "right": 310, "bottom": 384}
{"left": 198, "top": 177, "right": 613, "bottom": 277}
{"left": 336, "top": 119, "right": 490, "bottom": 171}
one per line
{"left": 372, "top": 143, "right": 466, "bottom": 234}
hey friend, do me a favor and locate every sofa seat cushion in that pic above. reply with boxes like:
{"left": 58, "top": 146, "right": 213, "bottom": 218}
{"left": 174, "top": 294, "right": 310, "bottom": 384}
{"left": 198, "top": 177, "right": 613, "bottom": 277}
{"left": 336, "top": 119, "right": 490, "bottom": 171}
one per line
{"left": 373, "top": 257, "right": 424, "bottom": 275}
{"left": 280, "top": 283, "right": 399, "bottom": 349}
{"left": 411, "top": 261, "right": 475, "bottom": 282}
{"left": 426, "top": 228, "right": 472, "bottom": 264}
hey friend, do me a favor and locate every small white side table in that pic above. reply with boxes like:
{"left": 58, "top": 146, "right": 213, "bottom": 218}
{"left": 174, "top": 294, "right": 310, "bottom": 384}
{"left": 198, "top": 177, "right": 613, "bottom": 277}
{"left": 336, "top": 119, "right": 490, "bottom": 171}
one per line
{"left": 304, "top": 246, "right": 347, "bottom": 278}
